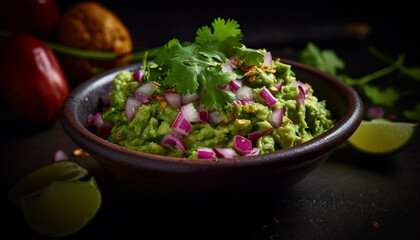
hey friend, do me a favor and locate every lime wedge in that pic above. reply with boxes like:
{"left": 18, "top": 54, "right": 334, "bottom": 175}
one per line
{"left": 8, "top": 161, "right": 88, "bottom": 204}
{"left": 21, "top": 177, "right": 102, "bottom": 238}
{"left": 347, "top": 119, "right": 418, "bottom": 155}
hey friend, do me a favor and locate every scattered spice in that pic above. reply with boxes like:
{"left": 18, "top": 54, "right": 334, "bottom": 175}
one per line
{"left": 372, "top": 221, "right": 380, "bottom": 229}
{"left": 73, "top": 148, "right": 90, "bottom": 157}
{"left": 273, "top": 217, "right": 279, "bottom": 223}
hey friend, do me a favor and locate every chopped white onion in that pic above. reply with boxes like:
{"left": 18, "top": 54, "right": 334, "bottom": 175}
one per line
{"left": 209, "top": 110, "right": 224, "bottom": 125}
{"left": 263, "top": 52, "right": 272, "bottom": 67}
{"left": 182, "top": 92, "right": 200, "bottom": 105}
{"left": 125, "top": 95, "right": 142, "bottom": 121}
{"left": 165, "top": 91, "right": 182, "bottom": 108}
{"left": 221, "top": 63, "right": 233, "bottom": 73}
{"left": 235, "top": 86, "right": 254, "bottom": 100}
{"left": 269, "top": 108, "right": 284, "bottom": 128}
{"left": 181, "top": 103, "right": 200, "bottom": 122}
{"left": 135, "top": 82, "right": 158, "bottom": 97}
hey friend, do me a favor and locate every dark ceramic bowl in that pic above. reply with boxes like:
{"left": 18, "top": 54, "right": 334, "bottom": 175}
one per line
{"left": 60, "top": 59, "right": 363, "bottom": 203}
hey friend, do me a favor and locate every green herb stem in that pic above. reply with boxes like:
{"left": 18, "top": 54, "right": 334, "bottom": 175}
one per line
{"left": 0, "top": 29, "right": 162, "bottom": 61}
{"left": 344, "top": 53, "right": 405, "bottom": 86}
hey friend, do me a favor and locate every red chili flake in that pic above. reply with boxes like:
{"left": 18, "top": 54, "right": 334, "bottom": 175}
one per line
{"left": 273, "top": 217, "right": 279, "bottom": 223}
{"left": 388, "top": 114, "right": 398, "bottom": 121}
{"left": 262, "top": 225, "right": 268, "bottom": 229}
{"left": 372, "top": 221, "right": 380, "bottom": 229}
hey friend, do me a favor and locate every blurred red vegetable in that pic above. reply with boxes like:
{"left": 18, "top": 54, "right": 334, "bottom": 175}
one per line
{"left": 0, "top": 34, "right": 69, "bottom": 123}
{"left": 0, "top": 0, "right": 60, "bottom": 37}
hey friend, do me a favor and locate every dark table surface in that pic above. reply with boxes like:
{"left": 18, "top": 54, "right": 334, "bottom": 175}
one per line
{"left": 1, "top": 1, "right": 420, "bottom": 239}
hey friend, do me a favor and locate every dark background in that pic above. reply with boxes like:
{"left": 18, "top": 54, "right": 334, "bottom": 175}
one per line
{"left": 1, "top": 0, "right": 420, "bottom": 239}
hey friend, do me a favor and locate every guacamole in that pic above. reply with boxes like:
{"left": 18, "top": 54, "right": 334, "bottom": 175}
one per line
{"left": 93, "top": 58, "right": 334, "bottom": 158}
{"left": 88, "top": 18, "right": 334, "bottom": 159}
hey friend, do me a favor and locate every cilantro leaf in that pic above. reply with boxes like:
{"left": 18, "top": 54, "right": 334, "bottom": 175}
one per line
{"left": 300, "top": 42, "right": 345, "bottom": 76}
{"left": 360, "top": 84, "right": 400, "bottom": 107}
{"left": 196, "top": 18, "right": 242, "bottom": 45}
{"left": 403, "top": 103, "right": 420, "bottom": 121}
{"left": 198, "top": 65, "right": 236, "bottom": 110}
{"left": 234, "top": 44, "right": 264, "bottom": 66}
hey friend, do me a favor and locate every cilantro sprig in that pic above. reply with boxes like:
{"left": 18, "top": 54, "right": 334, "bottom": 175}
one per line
{"left": 144, "top": 18, "right": 264, "bottom": 112}
{"left": 300, "top": 42, "right": 420, "bottom": 121}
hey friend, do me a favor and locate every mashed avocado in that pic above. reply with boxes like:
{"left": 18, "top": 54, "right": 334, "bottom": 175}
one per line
{"left": 97, "top": 59, "right": 335, "bottom": 158}
{"left": 90, "top": 18, "right": 335, "bottom": 159}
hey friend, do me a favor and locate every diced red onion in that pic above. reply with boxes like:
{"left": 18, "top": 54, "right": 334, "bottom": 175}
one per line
{"left": 170, "top": 111, "right": 192, "bottom": 135}
{"left": 165, "top": 91, "right": 182, "bottom": 108}
{"left": 248, "top": 128, "right": 273, "bottom": 142}
{"left": 274, "top": 81, "right": 283, "bottom": 92}
{"left": 296, "top": 81, "right": 310, "bottom": 95}
{"left": 259, "top": 87, "right": 278, "bottom": 107}
{"left": 269, "top": 108, "right": 284, "bottom": 128}
{"left": 229, "top": 56, "right": 236, "bottom": 65}
{"left": 181, "top": 103, "right": 200, "bottom": 122}
{"left": 221, "top": 63, "right": 233, "bottom": 73}
{"left": 197, "top": 148, "right": 216, "bottom": 159}
{"left": 297, "top": 85, "right": 306, "bottom": 105}
{"left": 233, "top": 100, "right": 242, "bottom": 105}
{"left": 217, "top": 84, "right": 231, "bottom": 91}
{"left": 229, "top": 79, "right": 242, "bottom": 91}
{"left": 99, "top": 86, "right": 113, "bottom": 108}
{"left": 209, "top": 110, "right": 224, "bottom": 125}
{"left": 199, "top": 109, "right": 209, "bottom": 122}
{"left": 263, "top": 52, "right": 272, "bottom": 67}
{"left": 133, "top": 69, "right": 145, "bottom": 82}
{"left": 53, "top": 149, "right": 68, "bottom": 162}
{"left": 235, "top": 86, "right": 254, "bottom": 100}
{"left": 214, "top": 146, "right": 238, "bottom": 158}
{"left": 244, "top": 148, "right": 260, "bottom": 156}
{"left": 169, "top": 130, "right": 184, "bottom": 139}
{"left": 233, "top": 135, "right": 253, "bottom": 155}
{"left": 134, "top": 92, "right": 153, "bottom": 104}
{"left": 94, "top": 112, "right": 112, "bottom": 139}
{"left": 240, "top": 99, "right": 255, "bottom": 105}
{"left": 135, "top": 82, "right": 158, "bottom": 97}
{"left": 162, "top": 133, "right": 186, "bottom": 153}
{"left": 182, "top": 92, "right": 200, "bottom": 105}
{"left": 87, "top": 113, "right": 95, "bottom": 127}
{"left": 367, "top": 107, "right": 384, "bottom": 119}
{"left": 125, "top": 95, "right": 142, "bottom": 121}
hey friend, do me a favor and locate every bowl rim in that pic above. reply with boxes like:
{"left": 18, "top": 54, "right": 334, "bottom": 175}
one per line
{"left": 60, "top": 59, "right": 363, "bottom": 172}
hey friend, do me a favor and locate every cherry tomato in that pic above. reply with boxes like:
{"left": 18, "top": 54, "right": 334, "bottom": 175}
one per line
{"left": 0, "top": 34, "right": 70, "bottom": 123}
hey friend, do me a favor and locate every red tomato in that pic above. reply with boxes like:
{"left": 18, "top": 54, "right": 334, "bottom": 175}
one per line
{"left": 0, "top": 34, "right": 70, "bottom": 123}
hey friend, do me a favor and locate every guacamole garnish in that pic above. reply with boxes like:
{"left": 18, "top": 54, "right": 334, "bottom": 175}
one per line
{"left": 89, "top": 18, "right": 335, "bottom": 159}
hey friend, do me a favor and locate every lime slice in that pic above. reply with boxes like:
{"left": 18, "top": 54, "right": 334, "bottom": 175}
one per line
{"left": 21, "top": 177, "right": 102, "bottom": 238}
{"left": 8, "top": 161, "right": 88, "bottom": 204}
{"left": 347, "top": 119, "right": 418, "bottom": 155}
